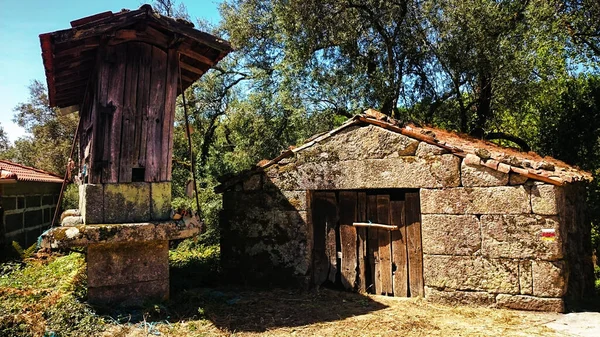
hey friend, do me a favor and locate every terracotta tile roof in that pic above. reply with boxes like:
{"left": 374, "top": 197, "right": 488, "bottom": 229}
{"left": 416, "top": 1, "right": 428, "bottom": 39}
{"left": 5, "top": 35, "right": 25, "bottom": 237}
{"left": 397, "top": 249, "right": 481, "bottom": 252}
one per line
{"left": 216, "top": 109, "right": 592, "bottom": 192}
{"left": 0, "top": 160, "right": 63, "bottom": 183}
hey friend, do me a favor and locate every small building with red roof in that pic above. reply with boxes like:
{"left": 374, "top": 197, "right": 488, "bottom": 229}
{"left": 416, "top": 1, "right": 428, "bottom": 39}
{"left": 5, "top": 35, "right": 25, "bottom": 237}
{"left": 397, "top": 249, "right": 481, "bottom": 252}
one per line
{"left": 0, "top": 160, "right": 63, "bottom": 248}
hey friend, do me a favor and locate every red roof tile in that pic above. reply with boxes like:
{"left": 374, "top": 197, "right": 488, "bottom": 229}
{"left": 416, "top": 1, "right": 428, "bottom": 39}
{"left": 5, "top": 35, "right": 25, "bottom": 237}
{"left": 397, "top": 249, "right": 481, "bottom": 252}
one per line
{"left": 0, "top": 160, "right": 63, "bottom": 183}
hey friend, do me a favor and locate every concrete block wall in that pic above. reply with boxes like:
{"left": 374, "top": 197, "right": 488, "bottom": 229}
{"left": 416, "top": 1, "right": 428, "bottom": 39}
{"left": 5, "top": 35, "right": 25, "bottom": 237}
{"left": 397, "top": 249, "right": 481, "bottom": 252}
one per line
{"left": 1, "top": 182, "right": 61, "bottom": 248}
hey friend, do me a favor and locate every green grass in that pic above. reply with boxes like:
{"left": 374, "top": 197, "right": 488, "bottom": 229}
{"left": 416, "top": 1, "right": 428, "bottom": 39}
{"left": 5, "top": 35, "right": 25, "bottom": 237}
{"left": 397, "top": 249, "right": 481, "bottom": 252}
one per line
{"left": 0, "top": 239, "right": 222, "bottom": 336}
{"left": 0, "top": 252, "right": 105, "bottom": 337}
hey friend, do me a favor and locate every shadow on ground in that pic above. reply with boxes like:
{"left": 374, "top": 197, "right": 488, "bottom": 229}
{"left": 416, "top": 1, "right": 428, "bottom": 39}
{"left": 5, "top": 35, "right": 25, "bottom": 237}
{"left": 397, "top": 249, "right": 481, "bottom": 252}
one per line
{"left": 171, "top": 286, "right": 387, "bottom": 333}
{"left": 92, "top": 258, "right": 388, "bottom": 333}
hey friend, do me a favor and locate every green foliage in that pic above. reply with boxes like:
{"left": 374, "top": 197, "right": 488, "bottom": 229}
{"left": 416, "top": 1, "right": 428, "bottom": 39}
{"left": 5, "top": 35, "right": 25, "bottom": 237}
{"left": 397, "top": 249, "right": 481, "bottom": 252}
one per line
{"left": 535, "top": 75, "right": 600, "bottom": 255}
{"left": 169, "top": 240, "right": 221, "bottom": 289}
{"left": 10, "top": 241, "right": 38, "bottom": 260}
{"left": 0, "top": 253, "right": 104, "bottom": 336}
{"left": 0, "top": 123, "right": 9, "bottom": 152}
{"left": 0, "top": 80, "right": 77, "bottom": 176}
{"left": 62, "top": 183, "right": 79, "bottom": 211}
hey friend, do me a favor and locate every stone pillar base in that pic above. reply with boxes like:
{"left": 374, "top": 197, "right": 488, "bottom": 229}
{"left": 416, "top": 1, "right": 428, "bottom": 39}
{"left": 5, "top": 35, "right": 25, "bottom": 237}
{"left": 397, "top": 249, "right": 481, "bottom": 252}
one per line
{"left": 87, "top": 240, "right": 169, "bottom": 306}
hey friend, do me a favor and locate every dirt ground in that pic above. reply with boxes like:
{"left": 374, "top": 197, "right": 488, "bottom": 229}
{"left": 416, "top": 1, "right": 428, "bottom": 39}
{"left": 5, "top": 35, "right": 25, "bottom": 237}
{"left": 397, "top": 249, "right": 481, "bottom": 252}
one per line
{"left": 101, "top": 288, "right": 597, "bottom": 337}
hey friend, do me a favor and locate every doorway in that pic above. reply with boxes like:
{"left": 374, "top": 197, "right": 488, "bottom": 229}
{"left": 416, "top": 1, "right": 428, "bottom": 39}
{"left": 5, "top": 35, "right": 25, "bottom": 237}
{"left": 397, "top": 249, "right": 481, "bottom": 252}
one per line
{"left": 311, "top": 189, "right": 424, "bottom": 297}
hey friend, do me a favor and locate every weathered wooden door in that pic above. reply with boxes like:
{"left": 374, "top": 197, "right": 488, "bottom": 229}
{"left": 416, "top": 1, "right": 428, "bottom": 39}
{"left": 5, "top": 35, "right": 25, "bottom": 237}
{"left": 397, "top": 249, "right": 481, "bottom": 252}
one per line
{"left": 312, "top": 190, "right": 423, "bottom": 297}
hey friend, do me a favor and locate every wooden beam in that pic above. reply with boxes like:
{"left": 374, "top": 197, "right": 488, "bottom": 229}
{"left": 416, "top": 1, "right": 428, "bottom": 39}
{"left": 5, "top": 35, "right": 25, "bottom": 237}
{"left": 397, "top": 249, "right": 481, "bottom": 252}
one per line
{"left": 179, "top": 61, "right": 205, "bottom": 76}
{"left": 54, "top": 43, "right": 99, "bottom": 58}
{"left": 181, "top": 74, "right": 196, "bottom": 84}
{"left": 353, "top": 222, "right": 398, "bottom": 230}
{"left": 55, "top": 80, "right": 88, "bottom": 91}
{"left": 179, "top": 44, "right": 214, "bottom": 66}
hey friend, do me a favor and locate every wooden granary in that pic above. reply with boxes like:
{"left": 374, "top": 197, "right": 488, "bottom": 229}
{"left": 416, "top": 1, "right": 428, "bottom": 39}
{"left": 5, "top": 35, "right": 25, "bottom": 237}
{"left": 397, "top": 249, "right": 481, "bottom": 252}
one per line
{"left": 40, "top": 5, "right": 231, "bottom": 305}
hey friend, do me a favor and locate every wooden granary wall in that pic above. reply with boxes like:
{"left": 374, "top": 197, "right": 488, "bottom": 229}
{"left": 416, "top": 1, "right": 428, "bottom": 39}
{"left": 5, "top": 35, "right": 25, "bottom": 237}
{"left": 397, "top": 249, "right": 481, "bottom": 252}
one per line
{"left": 79, "top": 42, "right": 179, "bottom": 184}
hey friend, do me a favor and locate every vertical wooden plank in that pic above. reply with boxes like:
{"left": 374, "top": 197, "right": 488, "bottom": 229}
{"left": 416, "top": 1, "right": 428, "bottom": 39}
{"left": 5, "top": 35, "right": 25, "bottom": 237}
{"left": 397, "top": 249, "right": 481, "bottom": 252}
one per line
{"left": 377, "top": 194, "right": 393, "bottom": 296}
{"left": 339, "top": 191, "right": 357, "bottom": 290}
{"left": 391, "top": 200, "right": 408, "bottom": 297}
{"left": 366, "top": 194, "right": 379, "bottom": 294}
{"left": 91, "top": 45, "right": 111, "bottom": 184}
{"left": 106, "top": 43, "right": 127, "bottom": 183}
{"left": 145, "top": 46, "right": 168, "bottom": 182}
{"left": 356, "top": 192, "right": 367, "bottom": 293}
{"left": 406, "top": 191, "right": 424, "bottom": 297}
{"left": 162, "top": 48, "right": 179, "bottom": 181}
{"left": 311, "top": 191, "right": 337, "bottom": 286}
{"left": 136, "top": 43, "right": 152, "bottom": 170}
{"left": 119, "top": 42, "right": 140, "bottom": 182}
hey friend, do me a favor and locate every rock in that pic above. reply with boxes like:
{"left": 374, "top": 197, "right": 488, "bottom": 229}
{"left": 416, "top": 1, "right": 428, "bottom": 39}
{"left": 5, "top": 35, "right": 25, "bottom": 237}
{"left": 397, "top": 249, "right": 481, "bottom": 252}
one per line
{"left": 415, "top": 142, "right": 448, "bottom": 156}
{"left": 421, "top": 186, "right": 531, "bottom": 214}
{"left": 276, "top": 155, "right": 461, "bottom": 190}
{"left": 531, "top": 184, "right": 563, "bottom": 215}
{"left": 461, "top": 160, "right": 509, "bottom": 187}
{"left": 87, "top": 240, "right": 169, "bottom": 306}
{"left": 480, "top": 214, "right": 562, "bottom": 260}
{"left": 150, "top": 182, "right": 171, "bottom": 221}
{"left": 534, "top": 161, "right": 555, "bottom": 171}
{"left": 298, "top": 125, "right": 420, "bottom": 162}
{"left": 519, "top": 260, "right": 533, "bottom": 295}
{"left": 421, "top": 214, "right": 481, "bottom": 255}
{"left": 425, "top": 286, "right": 496, "bottom": 306}
{"left": 509, "top": 173, "right": 528, "bottom": 185}
{"left": 532, "top": 260, "right": 566, "bottom": 297}
{"left": 496, "top": 294, "right": 564, "bottom": 312}
{"left": 79, "top": 184, "right": 104, "bottom": 224}
{"left": 61, "top": 215, "right": 83, "bottom": 227}
{"left": 104, "top": 183, "right": 151, "bottom": 223}
{"left": 474, "top": 148, "right": 492, "bottom": 160}
{"left": 60, "top": 209, "right": 80, "bottom": 223}
{"left": 423, "top": 255, "right": 520, "bottom": 294}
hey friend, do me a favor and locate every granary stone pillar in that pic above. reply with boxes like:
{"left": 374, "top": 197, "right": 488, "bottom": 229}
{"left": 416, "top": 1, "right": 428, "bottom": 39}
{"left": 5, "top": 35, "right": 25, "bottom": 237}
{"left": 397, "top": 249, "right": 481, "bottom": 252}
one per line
{"left": 39, "top": 5, "right": 231, "bottom": 305}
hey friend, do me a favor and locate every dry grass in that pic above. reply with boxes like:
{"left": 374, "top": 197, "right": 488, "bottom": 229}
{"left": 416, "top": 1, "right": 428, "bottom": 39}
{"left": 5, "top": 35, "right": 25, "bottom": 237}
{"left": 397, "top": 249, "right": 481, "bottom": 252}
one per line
{"left": 104, "top": 288, "right": 561, "bottom": 337}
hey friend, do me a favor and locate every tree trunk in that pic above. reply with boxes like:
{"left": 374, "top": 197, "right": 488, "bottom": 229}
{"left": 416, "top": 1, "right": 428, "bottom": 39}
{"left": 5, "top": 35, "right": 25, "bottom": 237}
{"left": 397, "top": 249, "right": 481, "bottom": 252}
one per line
{"left": 472, "top": 72, "right": 493, "bottom": 137}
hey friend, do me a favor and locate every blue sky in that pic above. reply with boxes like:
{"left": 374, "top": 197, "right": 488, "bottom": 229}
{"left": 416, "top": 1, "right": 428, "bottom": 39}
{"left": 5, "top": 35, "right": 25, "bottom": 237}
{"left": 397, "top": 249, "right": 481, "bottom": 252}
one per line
{"left": 0, "top": 0, "right": 222, "bottom": 142}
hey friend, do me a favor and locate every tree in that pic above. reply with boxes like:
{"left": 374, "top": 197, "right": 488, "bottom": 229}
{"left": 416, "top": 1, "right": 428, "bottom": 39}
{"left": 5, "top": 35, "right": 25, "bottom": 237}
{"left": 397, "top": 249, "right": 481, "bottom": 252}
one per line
{"left": 561, "top": 0, "right": 600, "bottom": 60}
{"left": 0, "top": 123, "right": 9, "bottom": 152}
{"left": 9, "top": 80, "right": 77, "bottom": 175}
{"left": 221, "top": 0, "right": 429, "bottom": 118}
{"left": 416, "top": 1, "right": 570, "bottom": 135}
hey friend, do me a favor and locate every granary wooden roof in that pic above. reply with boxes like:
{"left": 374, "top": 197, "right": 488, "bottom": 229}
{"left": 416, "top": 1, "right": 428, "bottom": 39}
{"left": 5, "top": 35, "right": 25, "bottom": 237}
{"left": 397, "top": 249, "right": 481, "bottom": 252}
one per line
{"left": 40, "top": 4, "right": 232, "bottom": 108}
{"left": 0, "top": 160, "right": 63, "bottom": 183}
{"left": 216, "top": 109, "right": 592, "bottom": 192}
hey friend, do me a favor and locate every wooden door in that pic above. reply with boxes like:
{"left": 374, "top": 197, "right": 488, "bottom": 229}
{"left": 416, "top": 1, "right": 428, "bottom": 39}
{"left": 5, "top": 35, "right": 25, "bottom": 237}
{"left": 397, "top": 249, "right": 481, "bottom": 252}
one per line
{"left": 312, "top": 190, "right": 423, "bottom": 297}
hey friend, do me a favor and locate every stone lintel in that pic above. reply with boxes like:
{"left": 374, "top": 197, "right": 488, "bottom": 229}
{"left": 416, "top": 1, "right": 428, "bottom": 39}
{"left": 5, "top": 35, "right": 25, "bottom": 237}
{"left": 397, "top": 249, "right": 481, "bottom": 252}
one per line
{"left": 266, "top": 154, "right": 461, "bottom": 190}
{"left": 40, "top": 221, "right": 200, "bottom": 249}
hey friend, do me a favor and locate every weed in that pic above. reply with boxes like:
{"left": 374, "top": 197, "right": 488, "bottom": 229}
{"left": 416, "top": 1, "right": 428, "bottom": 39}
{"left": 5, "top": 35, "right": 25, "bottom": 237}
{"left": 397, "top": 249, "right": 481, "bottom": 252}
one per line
{"left": 0, "top": 252, "right": 104, "bottom": 336}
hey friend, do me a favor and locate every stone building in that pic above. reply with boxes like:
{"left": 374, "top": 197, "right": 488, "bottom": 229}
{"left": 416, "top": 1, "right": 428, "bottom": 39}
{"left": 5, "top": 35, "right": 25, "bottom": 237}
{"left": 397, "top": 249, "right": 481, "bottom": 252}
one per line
{"left": 216, "top": 109, "right": 595, "bottom": 312}
{"left": 0, "top": 160, "right": 62, "bottom": 248}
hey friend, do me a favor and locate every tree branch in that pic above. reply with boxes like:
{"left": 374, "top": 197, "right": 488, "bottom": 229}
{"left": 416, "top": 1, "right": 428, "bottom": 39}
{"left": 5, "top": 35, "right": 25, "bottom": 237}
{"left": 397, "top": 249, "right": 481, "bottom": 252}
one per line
{"left": 485, "top": 132, "right": 531, "bottom": 152}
